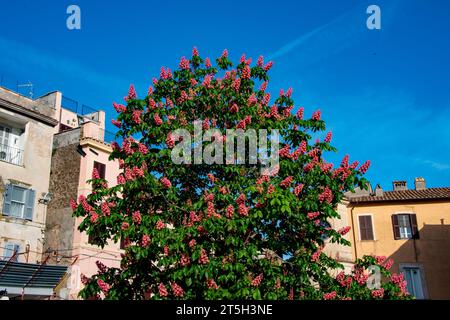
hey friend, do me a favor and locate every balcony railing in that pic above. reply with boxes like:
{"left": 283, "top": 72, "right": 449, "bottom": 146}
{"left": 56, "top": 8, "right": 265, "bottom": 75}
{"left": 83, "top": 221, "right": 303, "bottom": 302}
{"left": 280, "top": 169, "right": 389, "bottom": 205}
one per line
{"left": 0, "top": 143, "right": 24, "bottom": 166}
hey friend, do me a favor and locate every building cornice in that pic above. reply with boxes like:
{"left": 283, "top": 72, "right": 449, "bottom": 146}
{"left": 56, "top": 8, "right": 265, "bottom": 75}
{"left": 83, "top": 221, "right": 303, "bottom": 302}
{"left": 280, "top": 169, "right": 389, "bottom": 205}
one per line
{"left": 0, "top": 98, "right": 58, "bottom": 127}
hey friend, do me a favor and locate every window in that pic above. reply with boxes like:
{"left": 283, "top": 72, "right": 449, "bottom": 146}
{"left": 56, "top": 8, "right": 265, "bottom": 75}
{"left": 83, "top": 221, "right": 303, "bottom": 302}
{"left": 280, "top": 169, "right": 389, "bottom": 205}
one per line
{"left": 93, "top": 161, "right": 106, "bottom": 179}
{"left": 358, "top": 215, "right": 374, "bottom": 240}
{"left": 392, "top": 214, "right": 419, "bottom": 240}
{"left": 0, "top": 124, "right": 24, "bottom": 166}
{"left": 3, "top": 243, "right": 21, "bottom": 262}
{"left": 401, "top": 266, "right": 425, "bottom": 299}
{"left": 2, "top": 184, "right": 35, "bottom": 220}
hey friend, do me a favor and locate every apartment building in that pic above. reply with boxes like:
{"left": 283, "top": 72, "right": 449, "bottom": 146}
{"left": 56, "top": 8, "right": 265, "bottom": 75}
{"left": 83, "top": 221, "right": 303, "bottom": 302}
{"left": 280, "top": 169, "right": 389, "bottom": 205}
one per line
{"left": 0, "top": 86, "right": 59, "bottom": 264}
{"left": 331, "top": 178, "right": 450, "bottom": 299}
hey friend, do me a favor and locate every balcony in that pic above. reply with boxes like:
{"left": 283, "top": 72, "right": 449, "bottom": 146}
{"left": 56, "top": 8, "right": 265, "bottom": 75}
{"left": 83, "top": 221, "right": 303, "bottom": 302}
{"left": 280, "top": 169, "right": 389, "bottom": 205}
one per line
{"left": 0, "top": 143, "right": 24, "bottom": 166}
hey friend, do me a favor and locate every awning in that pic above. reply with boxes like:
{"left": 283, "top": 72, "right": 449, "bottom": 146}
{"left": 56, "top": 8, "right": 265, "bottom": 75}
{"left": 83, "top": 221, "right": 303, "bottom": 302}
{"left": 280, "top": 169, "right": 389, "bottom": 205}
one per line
{"left": 0, "top": 260, "right": 68, "bottom": 299}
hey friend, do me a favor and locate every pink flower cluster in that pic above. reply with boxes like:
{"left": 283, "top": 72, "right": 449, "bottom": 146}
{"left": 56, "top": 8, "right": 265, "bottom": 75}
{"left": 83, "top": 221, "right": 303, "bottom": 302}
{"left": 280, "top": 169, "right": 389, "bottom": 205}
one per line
{"left": 199, "top": 248, "right": 209, "bottom": 264}
{"left": 307, "top": 212, "right": 320, "bottom": 220}
{"left": 391, "top": 273, "right": 408, "bottom": 295}
{"left": 113, "top": 102, "right": 126, "bottom": 113}
{"left": 323, "top": 291, "right": 337, "bottom": 300}
{"left": 242, "top": 65, "right": 251, "bottom": 79}
{"left": 251, "top": 273, "right": 263, "bottom": 287}
{"left": 111, "top": 119, "right": 121, "bottom": 128}
{"left": 70, "top": 199, "right": 77, "bottom": 210}
{"left": 154, "top": 113, "right": 163, "bottom": 126}
{"left": 180, "top": 254, "right": 190, "bottom": 267}
{"left": 296, "top": 107, "right": 304, "bottom": 119}
{"left": 207, "top": 279, "right": 219, "bottom": 289}
{"left": 318, "top": 187, "right": 334, "bottom": 204}
{"left": 158, "top": 283, "right": 168, "bottom": 297}
{"left": 238, "top": 203, "right": 249, "bottom": 216}
{"left": 101, "top": 202, "right": 110, "bottom": 216}
{"left": 92, "top": 168, "right": 100, "bottom": 179}
{"left": 97, "top": 279, "right": 110, "bottom": 294}
{"left": 338, "top": 226, "right": 351, "bottom": 236}
{"left": 132, "top": 211, "right": 141, "bottom": 224}
{"left": 132, "top": 110, "right": 142, "bottom": 125}
{"left": 226, "top": 205, "right": 234, "bottom": 218}
{"left": 359, "top": 160, "right": 371, "bottom": 174}
{"left": 179, "top": 56, "right": 190, "bottom": 70}
{"left": 166, "top": 133, "right": 175, "bottom": 149}
{"left": 126, "top": 84, "right": 137, "bottom": 100}
{"left": 156, "top": 220, "right": 165, "bottom": 230}
{"left": 324, "top": 131, "right": 332, "bottom": 143}
{"left": 293, "top": 184, "right": 304, "bottom": 196}
{"left": 141, "top": 234, "right": 150, "bottom": 247}
{"left": 280, "top": 176, "right": 293, "bottom": 188}
{"left": 171, "top": 282, "right": 185, "bottom": 297}
{"left": 371, "top": 288, "right": 385, "bottom": 299}
{"left": 312, "top": 109, "right": 321, "bottom": 121}
{"left": 160, "top": 177, "right": 172, "bottom": 189}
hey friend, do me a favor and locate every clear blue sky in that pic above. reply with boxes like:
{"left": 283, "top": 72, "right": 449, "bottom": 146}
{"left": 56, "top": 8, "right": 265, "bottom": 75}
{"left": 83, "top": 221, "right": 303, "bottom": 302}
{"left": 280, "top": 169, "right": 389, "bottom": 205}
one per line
{"left": 1, "top": 0, "right": 449, "bottom": 190}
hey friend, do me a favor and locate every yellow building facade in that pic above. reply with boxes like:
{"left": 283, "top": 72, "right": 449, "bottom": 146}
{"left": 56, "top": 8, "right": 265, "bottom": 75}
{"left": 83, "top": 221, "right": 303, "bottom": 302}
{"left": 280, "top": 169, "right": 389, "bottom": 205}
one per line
{"left": 340, "top": 178, "right": 450, "bottom": 299}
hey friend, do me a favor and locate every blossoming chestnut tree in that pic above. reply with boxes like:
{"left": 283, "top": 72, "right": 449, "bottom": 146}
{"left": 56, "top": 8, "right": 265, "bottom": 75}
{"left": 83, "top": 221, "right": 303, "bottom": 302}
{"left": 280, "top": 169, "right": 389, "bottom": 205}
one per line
{"left": 72, "top": 48, "right": 411, "bottom": 300}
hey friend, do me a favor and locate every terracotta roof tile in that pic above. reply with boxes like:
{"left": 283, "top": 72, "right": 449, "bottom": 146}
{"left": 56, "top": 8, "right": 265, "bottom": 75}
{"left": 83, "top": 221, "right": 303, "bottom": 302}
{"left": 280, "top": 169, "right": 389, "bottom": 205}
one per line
{"left": 348, "top": 188, "right": 450, "bottom": 204}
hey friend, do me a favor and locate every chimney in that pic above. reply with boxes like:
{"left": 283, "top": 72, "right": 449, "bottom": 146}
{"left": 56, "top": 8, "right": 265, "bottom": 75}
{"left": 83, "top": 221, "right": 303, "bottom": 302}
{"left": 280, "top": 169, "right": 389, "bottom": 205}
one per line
{"left": 393, "top": 180, "right": 407, "bottom": 191}
{"left": 374, "top": 184, "right": 383, "bottom": 197}
{"left": 415, "top": 177, "right": 426, "bottom": 190}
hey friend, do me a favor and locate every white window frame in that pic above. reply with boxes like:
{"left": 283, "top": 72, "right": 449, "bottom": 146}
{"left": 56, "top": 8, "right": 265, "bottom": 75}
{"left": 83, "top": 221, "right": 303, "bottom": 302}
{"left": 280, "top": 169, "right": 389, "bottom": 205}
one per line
{"left": 10, "top": 185, "right": 27, "bottom": 218}
{"left": 2, "top": 242, "right": 21, "bottom": 262}
{"left": 395, "top": 211, "right": 415, "bottom": 240}
{"left": 356, "top": 213, "right": 376, "bottom": 241}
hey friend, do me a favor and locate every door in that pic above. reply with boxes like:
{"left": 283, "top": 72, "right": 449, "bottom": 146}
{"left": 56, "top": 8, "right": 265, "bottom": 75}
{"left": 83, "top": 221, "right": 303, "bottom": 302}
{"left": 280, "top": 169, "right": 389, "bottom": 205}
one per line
{"left": 0, "top": 124, "right": 11, "bottom": 161}
{"left": 402, "top": 267, "right": 425, "bottom": 299}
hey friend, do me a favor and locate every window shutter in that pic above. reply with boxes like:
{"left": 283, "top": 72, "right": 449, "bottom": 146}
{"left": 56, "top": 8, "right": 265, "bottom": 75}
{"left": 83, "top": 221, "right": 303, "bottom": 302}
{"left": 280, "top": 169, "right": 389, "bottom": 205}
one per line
{"left": 359, "top": 216, "right": 374, "bottom": 240}
{"left": 365, "top": 216, "right": 374, "bottom": 240}
{"left": 2, "top": 184, "right": 12, "bottom": 216}
{"left": 25, "top": 189, "right": 35, "bottom": 221}
{"left": 410, "top": 214, "right": 419, "bottom": 239}
{"left": 392, "top": 214, "right": 400, "bottom": 239}
{"left": 358, "top": 216, "right": 366, "bottom": 240}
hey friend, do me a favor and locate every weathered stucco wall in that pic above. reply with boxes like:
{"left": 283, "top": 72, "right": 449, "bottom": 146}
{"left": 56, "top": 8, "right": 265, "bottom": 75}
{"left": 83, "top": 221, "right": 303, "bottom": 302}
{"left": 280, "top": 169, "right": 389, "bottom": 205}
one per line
{"left": 0, "top": 87, "right": 58, "bottom": 263}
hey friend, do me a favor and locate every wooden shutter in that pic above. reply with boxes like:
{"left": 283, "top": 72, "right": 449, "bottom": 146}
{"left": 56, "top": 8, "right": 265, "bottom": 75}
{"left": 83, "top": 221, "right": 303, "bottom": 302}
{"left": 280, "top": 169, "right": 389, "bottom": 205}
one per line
{"left": 94, "top": 161, "right": 106, "bottom": 179}
{"left": 359, "top": 215, "right": 374, "bottom": 240}
{"left": 392, "top": 214, "right": 400, "bottom": 239}
{"left": 24, "top": 189, "right": 35, "bottom": 221}
{"left": 410, "top": 214, "right": 420, "bottom": 239}
{"left": 2, "top": 184, "right": 12, "bottom": 216}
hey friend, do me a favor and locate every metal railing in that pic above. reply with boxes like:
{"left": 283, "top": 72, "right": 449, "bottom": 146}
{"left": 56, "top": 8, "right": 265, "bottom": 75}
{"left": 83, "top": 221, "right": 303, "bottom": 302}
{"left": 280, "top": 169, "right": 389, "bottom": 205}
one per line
{"left": 82, "top": 128, "right": 117, "bottom": 144}
{"left": 0, "top": 143, "right": 24, "bottom": 166}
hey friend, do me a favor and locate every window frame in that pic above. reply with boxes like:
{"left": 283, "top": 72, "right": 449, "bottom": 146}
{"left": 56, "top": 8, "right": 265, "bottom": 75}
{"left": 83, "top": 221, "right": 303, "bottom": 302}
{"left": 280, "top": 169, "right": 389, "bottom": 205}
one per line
{"left": 93, "top": 161, "right": 106, "bottom": 179}
{"left": 357, "top": 213, "right": 375, "bottom": 241}
{"left": 2, "top": 183, "right": 35, "bottom": 221}
{"left": 392, "top": 213, "right": 419, "bottom": 240}
{"left": 3, "top": 242, "right": 21, "bottom": 262}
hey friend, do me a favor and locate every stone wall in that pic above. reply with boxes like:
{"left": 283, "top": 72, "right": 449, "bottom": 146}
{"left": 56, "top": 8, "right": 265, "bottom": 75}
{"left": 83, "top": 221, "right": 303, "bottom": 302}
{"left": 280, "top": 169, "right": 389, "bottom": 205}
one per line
{"left": 45, "top": 129, "right": 81, "bottom": 264}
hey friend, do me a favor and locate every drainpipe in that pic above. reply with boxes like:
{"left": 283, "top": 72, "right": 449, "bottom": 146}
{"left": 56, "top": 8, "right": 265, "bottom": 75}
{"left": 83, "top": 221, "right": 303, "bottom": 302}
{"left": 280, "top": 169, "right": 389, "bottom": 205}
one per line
{"left": 350, "top": 206, "right": 358, "bottom": 261}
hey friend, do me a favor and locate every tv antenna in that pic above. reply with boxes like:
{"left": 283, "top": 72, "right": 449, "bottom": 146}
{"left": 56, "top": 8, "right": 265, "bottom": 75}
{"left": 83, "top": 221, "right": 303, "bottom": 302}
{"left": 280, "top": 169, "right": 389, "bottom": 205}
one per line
{"left": 17, "top": 80, "right": 34, "bottom": 98}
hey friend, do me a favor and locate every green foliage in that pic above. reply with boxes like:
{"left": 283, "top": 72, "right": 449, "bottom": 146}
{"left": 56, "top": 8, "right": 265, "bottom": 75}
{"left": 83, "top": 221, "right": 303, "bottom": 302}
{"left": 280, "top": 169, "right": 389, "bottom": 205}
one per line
{"left": 73, "top": 48, "right": 409, "bottom": 300}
